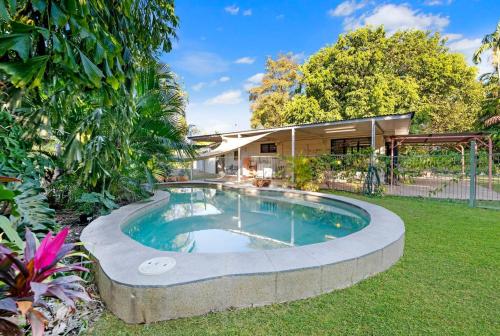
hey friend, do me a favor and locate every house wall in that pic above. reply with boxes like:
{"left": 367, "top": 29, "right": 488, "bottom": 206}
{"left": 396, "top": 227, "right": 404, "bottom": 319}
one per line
{"left": 194, "top": 134, "right": 387, "bottom": 177}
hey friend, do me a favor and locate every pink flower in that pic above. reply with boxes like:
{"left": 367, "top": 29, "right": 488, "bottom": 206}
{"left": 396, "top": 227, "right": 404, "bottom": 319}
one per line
{"left": 33, "top": 227, "right": 70, "bottom": 271}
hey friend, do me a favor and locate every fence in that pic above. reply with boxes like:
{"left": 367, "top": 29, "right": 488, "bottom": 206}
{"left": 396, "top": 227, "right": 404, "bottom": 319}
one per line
{"left": 303, "top": 147, "right": 500, "bottom": 209}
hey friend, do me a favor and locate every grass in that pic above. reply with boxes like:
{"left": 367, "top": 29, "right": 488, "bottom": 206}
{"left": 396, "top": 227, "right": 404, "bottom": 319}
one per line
{"left": 88, "top": 194, "right": 499, "bottom": 336}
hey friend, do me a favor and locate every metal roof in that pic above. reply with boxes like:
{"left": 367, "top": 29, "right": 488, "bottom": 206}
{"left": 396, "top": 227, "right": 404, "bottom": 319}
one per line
{"left": 188, "top": 112, "right": 414, "bottom": 141}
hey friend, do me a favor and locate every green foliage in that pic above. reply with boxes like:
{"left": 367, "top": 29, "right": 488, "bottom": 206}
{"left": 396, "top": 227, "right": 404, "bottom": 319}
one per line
{"left": 288, "top": 156, "right": 329, "bottom": 191}
{"left": 473, "top": 20, "right": 500, "bottom": 82}
{"left": 249, "top": 53, "right": 302, "bottom": 128}
{"left": 76, "top": 191, "right": 118, "bottom": 216}
{"left": 251, "top": 27, "right": 483, "bottom": 133}
{"left": 0, "top": 1, "right": 191, "bottom": 215}
{"left": 283, "top": 95, "right": 328, "bottom": 125}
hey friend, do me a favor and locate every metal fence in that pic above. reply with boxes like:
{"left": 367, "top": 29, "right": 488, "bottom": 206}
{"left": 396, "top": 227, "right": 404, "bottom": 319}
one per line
{"left": 309, "top": 148, "right": 500, "bottom": 208}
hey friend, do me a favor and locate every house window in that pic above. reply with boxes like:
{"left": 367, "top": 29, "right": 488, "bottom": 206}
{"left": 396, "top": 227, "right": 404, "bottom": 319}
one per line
{"left": 331, "top": 138, "right": 371, "bottom": 155}
{"left": 260, "top": 143, "right": 277, "bottom": 153}
{"left": 234, "top": 150, "right": 238, "bottom": 160}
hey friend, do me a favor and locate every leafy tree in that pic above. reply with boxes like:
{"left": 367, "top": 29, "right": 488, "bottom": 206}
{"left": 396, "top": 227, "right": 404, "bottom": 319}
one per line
{"left": 283, "top": 95, "right": 329, "bottom": 125}
{"left": 0, "top": 1, "right": 191, "bottom": 195}
{"left": 300, "top": 27, "right": 482, "bottom": 132}
{"left": 249, "top": 53, "right": 301, "bottom": 128}
{"left": 251, "top": 27, "right": 483, "bottom": 133}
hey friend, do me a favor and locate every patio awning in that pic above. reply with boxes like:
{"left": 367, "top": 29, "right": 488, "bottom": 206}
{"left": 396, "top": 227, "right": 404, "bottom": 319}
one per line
{"left": 196, "top": 132, "right": 273, "bottom": 159}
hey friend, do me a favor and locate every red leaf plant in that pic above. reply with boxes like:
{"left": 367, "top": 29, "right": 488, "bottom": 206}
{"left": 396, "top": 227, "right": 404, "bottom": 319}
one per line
{"left": 0, "top": 228, "right": 90, "bottom": 335}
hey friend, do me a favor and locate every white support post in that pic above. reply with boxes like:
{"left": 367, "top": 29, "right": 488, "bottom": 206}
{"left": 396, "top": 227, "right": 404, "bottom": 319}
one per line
{"left": 237, "top": 134, "right": 242, "bottom": 183}
{"left": 291, "top": 127, "right": 296, "bottom": 186}
{"left": 190, "top": 161, "right": 194, "bottom": 180}
{"left": 370, "top": 119, "right": 376, "bottom": 164}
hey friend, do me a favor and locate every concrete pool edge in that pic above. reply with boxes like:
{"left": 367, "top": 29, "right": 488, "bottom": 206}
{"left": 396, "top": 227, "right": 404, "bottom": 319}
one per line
{"left": 81, "top": 183, "right": 405, "bottom": 323}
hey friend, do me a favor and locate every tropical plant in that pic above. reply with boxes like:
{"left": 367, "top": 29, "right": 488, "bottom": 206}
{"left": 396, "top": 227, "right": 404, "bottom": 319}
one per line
{"left": 474, "top": 22, "right": 500, "bottom": 131}
{"left": 76, "top": 191, "right": 118, "bottom": 218}
{"left": 0, "top": 228, "right": 89, "bottom": 336}
{"left": 473, "top": 21, "right": 500, "bottom": 85}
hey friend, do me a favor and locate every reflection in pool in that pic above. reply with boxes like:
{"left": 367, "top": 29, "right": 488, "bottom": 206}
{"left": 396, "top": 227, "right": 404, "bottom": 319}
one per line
{"left": 122, "top": 187, "right": 370, "bottom": 253}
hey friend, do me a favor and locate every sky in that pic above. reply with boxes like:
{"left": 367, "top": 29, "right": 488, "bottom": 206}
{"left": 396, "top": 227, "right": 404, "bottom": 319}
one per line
{"left": 161, "top": 0, "right": 499, "bottom": 135}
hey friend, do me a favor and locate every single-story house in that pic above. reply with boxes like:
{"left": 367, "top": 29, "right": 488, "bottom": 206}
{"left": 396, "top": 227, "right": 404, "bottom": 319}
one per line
{"left": 188, "top": 113, "right": 414, "bottom": 183}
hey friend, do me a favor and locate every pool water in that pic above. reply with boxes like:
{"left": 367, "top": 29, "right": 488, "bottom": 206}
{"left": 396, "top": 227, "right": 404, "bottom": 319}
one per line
{"left": 122, "top": 187, "right": 370, "bottom": 253}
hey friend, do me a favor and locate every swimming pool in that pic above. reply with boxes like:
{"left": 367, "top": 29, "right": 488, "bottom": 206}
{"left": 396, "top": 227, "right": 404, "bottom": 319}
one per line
{"left": 123, "top": 187, "right": 370, "bottom": 253}
{"left": 81, "top": 183, "right": 405, "bottom": 323}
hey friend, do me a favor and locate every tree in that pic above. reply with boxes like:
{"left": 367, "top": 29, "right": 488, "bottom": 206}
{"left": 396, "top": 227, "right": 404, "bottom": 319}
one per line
{"left": 473, "top": 21, "right": 500, "bottom": 85}
{"left": 0, "top": 1, "right": 191, "bottom": 193}
{"left": 301, "top": 27, "right": 482, "bottom": 133}
{"left": 474, "top": 21, "right": 500, "bottom": 128}
{"left": 250, "top": 27, "right": 483, "bottom": 133}
{"left": 283, "top": 95, "right": 329, "bottom": 125}
{"left": 249, "top": 53, "right": 301, "bottom": 128}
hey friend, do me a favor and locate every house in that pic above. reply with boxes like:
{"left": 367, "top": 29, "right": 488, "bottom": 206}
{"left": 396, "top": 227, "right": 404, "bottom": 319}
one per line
{"left": 188, "top": 113, "right": 414, "bottom": 183}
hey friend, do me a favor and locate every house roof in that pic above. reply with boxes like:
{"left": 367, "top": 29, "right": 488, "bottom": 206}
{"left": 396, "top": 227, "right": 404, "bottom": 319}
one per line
{"left": 188, "top": 112, "right": 414, "bottom": 142}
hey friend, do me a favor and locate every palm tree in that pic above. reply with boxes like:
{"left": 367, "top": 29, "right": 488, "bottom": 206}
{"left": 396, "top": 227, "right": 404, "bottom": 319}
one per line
{"left": 474, "top": 22, "right": 500, "bottom": 127}
{"left": 473, "top": 21, "right": 500, "bottom": 85}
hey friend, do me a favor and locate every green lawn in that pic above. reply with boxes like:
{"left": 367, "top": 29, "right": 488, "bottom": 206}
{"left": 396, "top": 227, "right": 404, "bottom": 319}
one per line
{"left": 88, "top": 195, "right": 500, "bottom": 336}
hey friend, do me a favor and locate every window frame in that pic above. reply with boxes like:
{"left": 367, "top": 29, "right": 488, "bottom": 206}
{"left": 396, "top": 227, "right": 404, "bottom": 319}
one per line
{"left": 260, "top": 143, "right": 277, "bottom": 154}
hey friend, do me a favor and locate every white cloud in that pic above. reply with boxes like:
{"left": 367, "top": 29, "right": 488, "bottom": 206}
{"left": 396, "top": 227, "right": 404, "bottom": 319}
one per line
{"left": 345, "top": 4, "right": 449, "bottom": 33}
{"left": 424, "top": 0, "right": 453, "bottom": 6}
{"left": 235, "top": 56, "right": 256, "bottom": 64}
{"left": 174, "top": 52, "right": 228, "bottom": 76}
{"left": 328, "top": 0, "right": 367, "bottom": 17}
{"left": 225, "top": 5, "right": 239, "bottom": 15}
{"left": 191, "top": 76, "right": 231, "bottom": 92}
{"left": 244, "top": 73, "right": 264, "bottom": 90}
{"left": 291, "top": 52, "right": 306, "bottom": 63}
{"left": 205, "top": 90, "right": 243, "bottom": 105}
{"left": 448, "top": 37, "right": 481, "bottom": 52}
{"left": 192, "top": 82, "right": 206, "bottom": 91}
{"left": 443, "top": 33, "right": 462, "bottom": 42}
{"left": 243, "top": 9, "right": 252, "bottom": 16}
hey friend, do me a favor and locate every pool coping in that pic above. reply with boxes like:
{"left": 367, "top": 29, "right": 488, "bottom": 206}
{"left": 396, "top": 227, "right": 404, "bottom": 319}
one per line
{"left": 81, "top": 183, "right": 405, "bottom": 323}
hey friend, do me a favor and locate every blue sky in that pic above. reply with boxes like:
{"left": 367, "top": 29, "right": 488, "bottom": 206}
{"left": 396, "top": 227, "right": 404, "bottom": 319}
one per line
{"left": 161, "top": 0, "right": 499, "bottom": 134}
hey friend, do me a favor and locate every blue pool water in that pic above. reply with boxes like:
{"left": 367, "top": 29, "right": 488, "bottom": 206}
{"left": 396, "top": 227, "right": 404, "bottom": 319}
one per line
{"left": 122, "top": 187, "right": 370, "bottom": 253}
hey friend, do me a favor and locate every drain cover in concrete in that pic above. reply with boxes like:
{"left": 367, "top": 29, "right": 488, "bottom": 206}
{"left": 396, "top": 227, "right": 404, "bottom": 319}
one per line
{"left": 138, "top": 257, "right": 176, "bottom": 275}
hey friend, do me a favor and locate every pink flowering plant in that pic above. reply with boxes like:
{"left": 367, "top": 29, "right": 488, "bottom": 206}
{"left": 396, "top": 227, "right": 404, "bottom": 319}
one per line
{"left": 0, "top": 228, "right": 89, "bottom": 336}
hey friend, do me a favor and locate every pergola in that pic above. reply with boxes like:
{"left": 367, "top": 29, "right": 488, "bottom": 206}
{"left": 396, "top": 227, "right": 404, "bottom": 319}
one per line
{"left": 387, "top": 132, "right": 494, "bottom": 190}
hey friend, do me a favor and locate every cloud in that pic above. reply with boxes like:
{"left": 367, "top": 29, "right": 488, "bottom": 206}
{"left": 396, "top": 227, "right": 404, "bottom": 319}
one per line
{"left": 205, "top": 90, "right": 243, "bottom": 105}
{"left": 235, "top": 56, "right": 256, "bottom": 64}
{"left": 344, "top": 4, "right": 449, "bottom": 33}
{"left": 291, "top": 52, "right": 306, "bottom": 63}
{"left": 243, "top": 9, "right": 252, "bottom": 16}
{"left": 448, "top": 37, "right": 481, "bottom": 52}
{"left": 191, "top": 76, "right": 231, "bottom": 92}
{"left": 174, "top": 52, "right": 228, "bottom": 76}
{"left": 244, "top": 73, "right": 264, "bottom": 90}
{"left": 443, "top": 33, "right": 463, "bottom": 42}
{"left": 192, "top": 82, "right": 206, "bottom": 91}
{"left": 328, "top": 0, "right": 367, "bottom": 17}
{"left": 225, "top": 5, "right": 239, "bottom": 15}
{"left": 424, "top": 0, "right": 453, "bottom": 6}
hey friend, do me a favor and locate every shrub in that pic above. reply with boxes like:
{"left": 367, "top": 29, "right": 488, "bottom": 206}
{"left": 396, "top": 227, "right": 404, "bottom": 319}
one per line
{"left": 0, "top": 228, "right": 89, "bottom": 336}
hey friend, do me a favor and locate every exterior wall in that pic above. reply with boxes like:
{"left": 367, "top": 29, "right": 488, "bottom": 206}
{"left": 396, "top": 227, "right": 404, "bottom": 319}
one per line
{"left": 195, "top": 134, "right": 387, "bottom": 176}
{"left": 193, "top": 158, "right": 216, "bottom": 174}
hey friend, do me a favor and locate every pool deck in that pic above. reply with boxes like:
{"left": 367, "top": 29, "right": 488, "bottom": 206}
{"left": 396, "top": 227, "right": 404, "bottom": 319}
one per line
{"left": 81, "top": 183, "right": 405, "bottom": 323}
